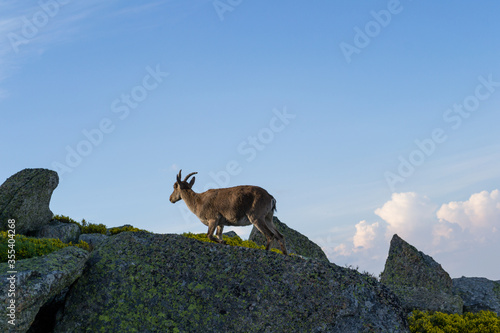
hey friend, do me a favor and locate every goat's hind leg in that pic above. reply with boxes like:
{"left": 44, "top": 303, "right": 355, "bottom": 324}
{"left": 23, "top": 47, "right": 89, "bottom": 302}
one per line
{"left": 274, "top": 229, "right": 287, "bottom": 255}
{"left": 249, "top": 215, "right": 286, "bottom": 254}
{"left": 248, "top": 216, "right": 271, "bottom": 247}
{"left": 266, "top": 213, "right": 288, "bottom": 255}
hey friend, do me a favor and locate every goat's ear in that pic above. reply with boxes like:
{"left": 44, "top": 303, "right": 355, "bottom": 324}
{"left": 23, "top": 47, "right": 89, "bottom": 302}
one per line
{"left": 188, "top": 176, "right": 195, "bottom": 188}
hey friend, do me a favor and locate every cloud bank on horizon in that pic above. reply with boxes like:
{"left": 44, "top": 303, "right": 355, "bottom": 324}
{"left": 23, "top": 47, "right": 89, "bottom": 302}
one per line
{"left": 320, "top": 189, "right": 500, "bottom": 279}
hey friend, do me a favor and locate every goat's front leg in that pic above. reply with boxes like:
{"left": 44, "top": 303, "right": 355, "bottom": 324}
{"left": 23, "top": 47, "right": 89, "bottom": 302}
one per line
{"left": 207, "top": 219, "right": 225, "bottom": 244}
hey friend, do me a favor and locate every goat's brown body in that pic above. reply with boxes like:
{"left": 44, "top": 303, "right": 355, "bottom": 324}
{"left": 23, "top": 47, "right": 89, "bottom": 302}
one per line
{"left": 183, "top": 186, "right": 273, "bottom": 226}
{"left": 170, "top": 171, "right": 287, "bottom": 255}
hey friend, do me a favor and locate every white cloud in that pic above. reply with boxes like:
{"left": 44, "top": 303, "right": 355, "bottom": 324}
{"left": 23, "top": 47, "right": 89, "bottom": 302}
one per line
{"left": 325, "top": 193, "right": 440, "bottom": 274}
{"left": 374, "top": 192, "right": 438, "bottom": 243}
{"left": 432, "top": 221, "right": 454, "bottom": 241}
{"left": 333, "top": 243, "right": 351, "bottom": 257}
{"left": 327, "top": 190, "right": 500, "bottom": 279}
{"left": 353, "top": 220, "right": 380, "bottom": 249}
{"left": 437, "top": 189, "right": 500, "bottom": 234}
{"left": 329, "top": 223, "right": 388, "bottom": 276}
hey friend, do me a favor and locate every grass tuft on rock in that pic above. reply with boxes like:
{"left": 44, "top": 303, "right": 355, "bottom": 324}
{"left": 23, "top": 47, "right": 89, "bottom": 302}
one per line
{"left": 0, "top": 231, "right": 89, "bottom": 262}
{"left": 182, "top": 232, "right": 284, "bottom": 254}
{"left": 0, "top": 214, "right": 149, "bottom": 262}
{"left": 54, "top": 214, "right": 148, "bottom": 235}
{"left": 54, "top": 214, "right": 107, "bottom": 234}
{"left": 108, "top": 225, "right": 144, "bottom": 235}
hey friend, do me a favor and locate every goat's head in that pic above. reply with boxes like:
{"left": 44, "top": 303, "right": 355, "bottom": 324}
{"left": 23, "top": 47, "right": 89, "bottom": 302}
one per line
{"left": 169, "top": 170, "right": 197, "bottom": 203}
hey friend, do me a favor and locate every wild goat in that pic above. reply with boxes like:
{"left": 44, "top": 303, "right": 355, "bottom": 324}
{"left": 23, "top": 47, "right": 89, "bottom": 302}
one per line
{"left": 170, "top": 170, "right": 287, "bottom": 255}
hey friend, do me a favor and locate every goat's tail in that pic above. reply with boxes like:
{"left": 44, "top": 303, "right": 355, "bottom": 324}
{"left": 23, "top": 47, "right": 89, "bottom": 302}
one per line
{"left": 271, "top": 196, "right": 277, "bottom": 212}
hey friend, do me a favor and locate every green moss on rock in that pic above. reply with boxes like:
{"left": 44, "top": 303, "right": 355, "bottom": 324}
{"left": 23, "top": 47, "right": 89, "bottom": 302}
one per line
{"left": 55, "top": 232, "right": 408, "bottom": 332}
{"left": 108, "top": 225, "right": 147, "bottom": 235}
{"left": 0, "top": 231, "right": 89, "bottom": 262}
{"left": 494, "top": 282, "right": 500, "bottom": 298}
{"left": 0, "top": 246, "right": 89, "bottom": 332}
{"left": 55, "top": 214, "right": 148, "bottom": 236}
{"left": 182, "top": 232, "right": 283, "bottom": 254}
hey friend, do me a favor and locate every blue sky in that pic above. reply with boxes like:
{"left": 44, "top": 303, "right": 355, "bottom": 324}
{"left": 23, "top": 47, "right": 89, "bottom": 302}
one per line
{"left": 1, "top": 1, "right": 500, "bottom": 279}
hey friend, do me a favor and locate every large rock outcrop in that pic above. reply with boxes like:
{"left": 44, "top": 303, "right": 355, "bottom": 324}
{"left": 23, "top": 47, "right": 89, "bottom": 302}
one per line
{"left": 380, "top": 234, "right": 463, "bottom": 314}
{"left": 0, "top": 246, "right": 89, "bottom": 333}
{"left": 55, "top": 232, "right": 409, "bottom": 332}
{"left": 249, "top": 217, "right": 329, "bottom": 262}
{"left": 33, "top": 220, "right": 81, "bottom": 244}
{"left": 453, "top": 277, "right": 500, "bottom": 315}
{"left": 0, "top": 169, "right": 58, "bottom": 235}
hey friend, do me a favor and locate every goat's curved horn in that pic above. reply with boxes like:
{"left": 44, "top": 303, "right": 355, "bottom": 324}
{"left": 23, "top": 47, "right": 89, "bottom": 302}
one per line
{"left": 176, "top": 170, "right": 182, "bottom": 183}
{"left": 184, "top": 172, "right": 198, "bottom": 182}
